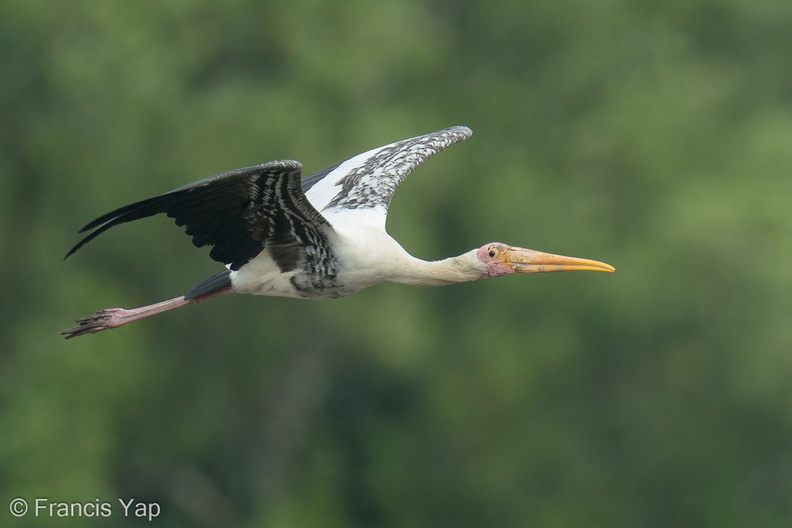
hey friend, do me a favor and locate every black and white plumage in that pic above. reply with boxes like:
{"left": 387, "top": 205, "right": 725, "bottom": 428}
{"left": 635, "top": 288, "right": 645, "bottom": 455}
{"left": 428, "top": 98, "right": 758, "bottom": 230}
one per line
{"left": 63, "top": 126, "right": 614, "bottom": 338}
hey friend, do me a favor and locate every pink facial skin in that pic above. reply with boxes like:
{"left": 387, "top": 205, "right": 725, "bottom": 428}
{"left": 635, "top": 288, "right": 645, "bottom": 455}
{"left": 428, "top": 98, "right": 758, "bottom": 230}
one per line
{"left": 477, "top": 243, "right": 514, "bottom": 278}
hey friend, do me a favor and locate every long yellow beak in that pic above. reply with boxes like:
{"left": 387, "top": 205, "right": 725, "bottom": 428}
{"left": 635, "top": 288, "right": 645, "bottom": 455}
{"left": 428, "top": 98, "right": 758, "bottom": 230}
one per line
{"left": 504, "top": 246, "right": 616, "bottom": 274}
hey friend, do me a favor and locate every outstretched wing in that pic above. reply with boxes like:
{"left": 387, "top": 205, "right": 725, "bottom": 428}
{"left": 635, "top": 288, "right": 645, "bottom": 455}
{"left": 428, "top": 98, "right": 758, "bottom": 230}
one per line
{"left": 66, "top": 126, "right": 472, "bottom": 270}
{"left": 65, "top": 160, "right": 332, "bottom": 271}
{"left": 302, "top": 126, "right": 472, "bottom": 229}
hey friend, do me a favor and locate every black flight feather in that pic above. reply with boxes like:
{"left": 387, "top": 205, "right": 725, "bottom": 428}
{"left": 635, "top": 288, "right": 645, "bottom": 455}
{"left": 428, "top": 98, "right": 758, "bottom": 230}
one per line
{"left": 65, "top": 160, "right": 332, "bottom": 272}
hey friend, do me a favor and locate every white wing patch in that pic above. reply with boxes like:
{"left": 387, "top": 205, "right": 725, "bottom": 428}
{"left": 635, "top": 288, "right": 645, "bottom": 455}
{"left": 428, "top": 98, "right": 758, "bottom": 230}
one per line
{"left": 303, "top": 126, "right": 472, "bottom": 231}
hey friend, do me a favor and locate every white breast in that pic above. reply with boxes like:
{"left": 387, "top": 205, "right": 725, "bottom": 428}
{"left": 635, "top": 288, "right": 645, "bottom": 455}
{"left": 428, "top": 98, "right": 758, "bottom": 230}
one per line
{"left": 329, "top": 223, "right": 415, "bottom": 289}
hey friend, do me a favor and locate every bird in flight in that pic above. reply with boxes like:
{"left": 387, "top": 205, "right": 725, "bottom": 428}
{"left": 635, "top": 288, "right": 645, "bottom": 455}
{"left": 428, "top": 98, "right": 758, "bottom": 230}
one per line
{"left": 62, "top": 126, "right": 615, "bottom": 338}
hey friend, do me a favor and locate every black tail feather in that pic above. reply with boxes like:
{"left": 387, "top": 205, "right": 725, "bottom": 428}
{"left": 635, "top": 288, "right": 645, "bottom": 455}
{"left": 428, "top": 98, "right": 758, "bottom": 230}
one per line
{"left": 184, "top": 270, "right": 233, "bottom": 300}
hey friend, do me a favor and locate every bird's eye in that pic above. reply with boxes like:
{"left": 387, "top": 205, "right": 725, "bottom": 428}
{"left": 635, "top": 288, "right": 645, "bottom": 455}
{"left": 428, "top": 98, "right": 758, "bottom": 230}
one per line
{"left": 488, "top": 247, "right": 497, "bottom": 258}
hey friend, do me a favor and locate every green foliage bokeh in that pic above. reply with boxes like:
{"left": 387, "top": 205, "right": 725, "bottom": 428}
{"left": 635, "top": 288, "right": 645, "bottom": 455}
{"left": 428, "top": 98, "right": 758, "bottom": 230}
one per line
{"left": 2, "top": 1, "right": 792, "bottom": 526}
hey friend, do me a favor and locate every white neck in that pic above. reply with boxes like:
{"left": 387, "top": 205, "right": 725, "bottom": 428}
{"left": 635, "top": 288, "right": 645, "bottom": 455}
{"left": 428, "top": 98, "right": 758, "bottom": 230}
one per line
{"left": 389, "top": 250, "right": 486, "bottom": 287}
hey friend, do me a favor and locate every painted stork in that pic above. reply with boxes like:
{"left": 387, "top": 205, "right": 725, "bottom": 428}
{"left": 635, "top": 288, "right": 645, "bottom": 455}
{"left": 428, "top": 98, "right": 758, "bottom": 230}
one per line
{"left": 62, "top": 126, "right": 615, "bottom": 338}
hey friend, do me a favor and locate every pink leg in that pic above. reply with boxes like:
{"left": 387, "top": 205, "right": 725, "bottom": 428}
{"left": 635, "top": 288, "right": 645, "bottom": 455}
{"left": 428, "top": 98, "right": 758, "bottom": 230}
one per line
{"left": 62, "top": 287, "right": 232, "bottom": 339}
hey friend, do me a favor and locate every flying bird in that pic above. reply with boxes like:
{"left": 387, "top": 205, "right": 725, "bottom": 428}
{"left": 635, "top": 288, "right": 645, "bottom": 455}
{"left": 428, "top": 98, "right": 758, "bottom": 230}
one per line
{"left": 62, "top": 126, "right": 615, "bottom": 338}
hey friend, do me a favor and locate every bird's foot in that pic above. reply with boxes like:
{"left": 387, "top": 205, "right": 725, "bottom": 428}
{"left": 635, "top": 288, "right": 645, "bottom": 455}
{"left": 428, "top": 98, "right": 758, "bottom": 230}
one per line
{"left": 61, "top": 308, "right": 126, "bottom": 339}
{"left": 61, "top": 295, "right": 196, "bottom": 339}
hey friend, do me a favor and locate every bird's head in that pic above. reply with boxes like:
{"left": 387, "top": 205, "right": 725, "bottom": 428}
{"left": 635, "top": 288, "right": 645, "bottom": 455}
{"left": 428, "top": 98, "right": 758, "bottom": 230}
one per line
{"left": 477, "top": 242, "right": 616, "bottom": 277}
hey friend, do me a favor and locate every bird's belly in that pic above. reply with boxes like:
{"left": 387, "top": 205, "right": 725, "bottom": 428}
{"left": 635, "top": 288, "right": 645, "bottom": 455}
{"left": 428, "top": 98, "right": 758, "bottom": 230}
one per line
{"left": 230, "top": 254, "right": 357, "bottom": 300}
{"left": 230, "top": 257, "right": 302, "bottom": 298}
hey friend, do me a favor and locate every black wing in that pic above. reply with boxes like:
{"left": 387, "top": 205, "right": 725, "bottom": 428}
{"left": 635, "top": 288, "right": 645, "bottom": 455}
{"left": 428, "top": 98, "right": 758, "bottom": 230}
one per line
{"left": 65, "top": 160, "right": 332, "bottom": 271}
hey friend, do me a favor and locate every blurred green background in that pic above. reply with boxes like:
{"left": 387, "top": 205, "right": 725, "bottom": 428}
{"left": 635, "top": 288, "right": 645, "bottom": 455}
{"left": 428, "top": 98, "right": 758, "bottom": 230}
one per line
{"left": 3, "top": 0, "right": 792, "bottom": 526}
